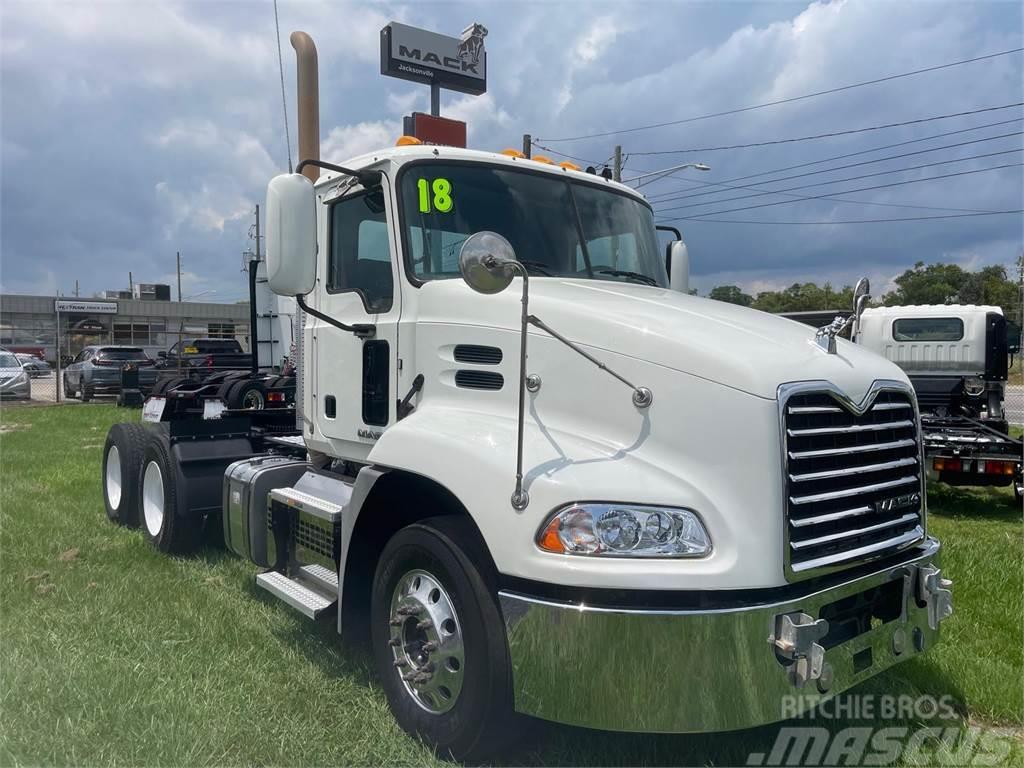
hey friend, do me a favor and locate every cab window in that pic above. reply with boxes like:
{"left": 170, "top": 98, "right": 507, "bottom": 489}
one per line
{"left": 328, "top": 191, "right": 393, "bottom": 313}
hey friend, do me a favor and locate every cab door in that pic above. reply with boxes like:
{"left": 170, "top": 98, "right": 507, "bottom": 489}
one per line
{"left": 312, "top": 182, "right": 401, "bottom": 459}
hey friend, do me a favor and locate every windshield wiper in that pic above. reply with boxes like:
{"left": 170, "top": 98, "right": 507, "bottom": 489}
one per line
{"left": 596, "top": 269, "right": 657, "bottom": 286}
{"left": 517, "top": 260, "right": 555, "bottom": 276}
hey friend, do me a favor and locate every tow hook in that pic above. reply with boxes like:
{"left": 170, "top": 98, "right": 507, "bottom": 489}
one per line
{"left": 916, "top": 565, "right": 953, "bottom": 630}
{"left": 772, "top": 612, "right": 829, "bottom": 688}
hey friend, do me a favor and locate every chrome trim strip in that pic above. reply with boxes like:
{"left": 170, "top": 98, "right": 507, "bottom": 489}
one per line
{"left": 787, "top": 419, "right": 914, "bottom": 437}
{"left": 789, "top": 457, "right": 918, "bottom": 482}
{"left": 790, "top": 475, "right": 919, "bottom": 505}
{"left": 790, "top": 513, "right": 920, "bottom": 550}
{"left": 789, "top": 437, "right": 916, "bottom": 460}
{"left": 777, "top": 379, "right": 927, "bottom": 582}
{"left": 871, "top": 402, "right": 913, "bottom": 411}
{"left": 792, "top": 526, "right": 925, "bottom": 572}
{"left": 790, "top": 505, "right": 874, "bottom": 528}
{"left": 788, "top": 405, "right": 842, "bottom": 414}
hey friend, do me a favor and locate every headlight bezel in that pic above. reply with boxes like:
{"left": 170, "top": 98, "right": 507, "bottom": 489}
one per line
{"left": 536, "top": 502, "right": 713, "bottom": 559}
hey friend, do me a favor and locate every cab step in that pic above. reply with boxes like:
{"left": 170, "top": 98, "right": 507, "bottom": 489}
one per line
{"left": 256, "top": 569, "right": 337, "bottom": 619}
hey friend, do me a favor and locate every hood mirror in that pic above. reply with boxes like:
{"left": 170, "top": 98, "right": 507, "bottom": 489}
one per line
{"left": 851, "top": 277, "right": 871, "bottom": 342}
{"left": 458, "top": 231, "right": 518, "bottom": 294}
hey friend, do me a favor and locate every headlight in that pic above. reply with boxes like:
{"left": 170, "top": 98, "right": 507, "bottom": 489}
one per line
{"left": 537, "top": 503, "right": 711, "bottom": 558}
{"left": 15, "top": 372, "right": 28, "bottom": 384}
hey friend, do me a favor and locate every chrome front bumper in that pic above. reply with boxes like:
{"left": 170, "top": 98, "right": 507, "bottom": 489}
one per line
{"left": 499, "top": 538, "right": 950, "bottom": 733}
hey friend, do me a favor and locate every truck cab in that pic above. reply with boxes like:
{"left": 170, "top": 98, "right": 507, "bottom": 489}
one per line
{"left": 102, "top": 32, "right": 953, "bottom": 762}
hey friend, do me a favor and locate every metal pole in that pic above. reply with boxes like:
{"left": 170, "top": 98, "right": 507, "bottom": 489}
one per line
{"left": 509, "top": 263, "right": 530, "bottom": 511}
{"left": 250, "top": 205, "right": 260, "bottom": 375}
{"left": 176, "top": 252, "right": 182, "bottom": 302}
{"left": 128, "top": 271, "right": 133, "bottom": 295}
{"left": 613, "top": 145, "right": 622, "bottom": 182}
{"left": 55, "top": 310, "right": 61, "bottom": 403}
{"left": 522, "top": 134, "right": 531, "bottom": 159}
{"left": 430, "top": 82, "right": 440, "bottom": 117}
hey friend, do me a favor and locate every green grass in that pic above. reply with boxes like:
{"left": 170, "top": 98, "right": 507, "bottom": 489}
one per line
{"left": 1, "top": 405, "right": 1021, "bottom": 766}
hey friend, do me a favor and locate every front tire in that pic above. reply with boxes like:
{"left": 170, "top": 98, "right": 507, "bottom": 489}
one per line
{"left": 80, "top": 378, "right": 92, "bottom": 402}
{"left": 102, "top": 423, "right": 149, "bottom": 527}
{"left": 138, "top": 436, "right": 200, "bottom": 554}
{"left": 371, "top": 518, "right": 516, "bottom": 762}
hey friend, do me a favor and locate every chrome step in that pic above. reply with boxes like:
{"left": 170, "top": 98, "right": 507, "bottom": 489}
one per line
{"left": 256, "top": 570, "right": 336, "bottom": 619}
{"left": 270, "top": 486, "right": 343, "bottom": 522}
{"left": 298, "top": 563, "right": 339, "bottom": 593}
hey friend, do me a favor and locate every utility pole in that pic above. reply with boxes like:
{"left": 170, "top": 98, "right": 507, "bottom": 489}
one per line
{"left": 74, "top": 279, "right": 79, "bottom": 297}
{"left": 613, "top": 145, "right": 622, "bottom": 182}
{"left": 522, "top": 134, "right": 531, "bottom": 159}
{"left": 176, "top": 251, "right": 182, "bottom": 302}
{"left": 128, "top": 271, "right": 133, "bottom": 296}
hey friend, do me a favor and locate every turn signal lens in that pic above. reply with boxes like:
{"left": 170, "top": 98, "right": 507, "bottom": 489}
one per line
{"left": 537, "top": 503, "right": 711, "bottom": 558}
{"left": 396, "top": 135, "right": 422, "bottom": 146}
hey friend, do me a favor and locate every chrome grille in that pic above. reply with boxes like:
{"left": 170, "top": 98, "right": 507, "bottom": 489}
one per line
{"left": 782, "top": 386, "right": 924, "bottom": 578}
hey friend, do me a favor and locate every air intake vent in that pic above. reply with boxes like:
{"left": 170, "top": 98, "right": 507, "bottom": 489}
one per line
{"left": 454, "top": 345, "right": 503, "bottom": 365}
{"left": 782, "top": 387, "right": 924, "bottom": 579}
{"left": 455, "top": 370, "right": 504, "bottom": 390}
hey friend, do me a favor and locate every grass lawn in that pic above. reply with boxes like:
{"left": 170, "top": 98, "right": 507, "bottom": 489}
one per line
{"left": 1, "top": 404, "right": 1021, "bottom": 766}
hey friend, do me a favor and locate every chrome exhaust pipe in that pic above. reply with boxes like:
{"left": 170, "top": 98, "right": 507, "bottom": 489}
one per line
{"left": 290, "top": 31, "right": 319, "bottom": 183}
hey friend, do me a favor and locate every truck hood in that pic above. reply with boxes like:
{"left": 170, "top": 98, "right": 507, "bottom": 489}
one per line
{"left": 417, "top": 278, "right": 907, "bottom": 402}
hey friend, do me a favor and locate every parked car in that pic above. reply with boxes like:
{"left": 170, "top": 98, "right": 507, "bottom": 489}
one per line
{"left": 156, "top": 338, "right": 253, "bottom": 378}
{"left": 15, "top": 353, "right": 52, "bottom": 378}
{"left": 0, "top": 349, "right": 31, "bottom": 400}
{"left": 63, "top": 346, "right": 159, "bottom": 401}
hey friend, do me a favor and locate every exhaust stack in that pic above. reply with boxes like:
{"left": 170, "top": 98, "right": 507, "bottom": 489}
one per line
{"left": 290, "top": 31, "right": 319, "bottom": 183}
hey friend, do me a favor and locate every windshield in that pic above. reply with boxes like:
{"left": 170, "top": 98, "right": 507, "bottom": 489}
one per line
{"left": 0, "top": 352, "right": 21, "bottom": 368}
{"left": 97, "top": 348, "right": 147, "bottom": 361}
{"left": 193, "top": 340, "right": 241, "bottom": 353}
{"left": 400, "top": 163, "right": 666, "bottom": 287}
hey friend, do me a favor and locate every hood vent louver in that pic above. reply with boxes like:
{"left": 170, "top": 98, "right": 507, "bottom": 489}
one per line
{"left": 453, "top": 345, "right": 503, "bottom": 365}
{"left": 455, "top": 370, "right": 504, "bottom": 391}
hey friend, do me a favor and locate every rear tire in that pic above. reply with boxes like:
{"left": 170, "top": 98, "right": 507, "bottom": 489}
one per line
{"left": 138, "top": 436, "right": 201, "bottom": 554}
{"left": 64, "top": 375, "right": 75, "bottom": 399}
{"left": 102, "top": 423, "right": 149, "bottom": 527}
{"left": 226, "top": 379, "right": 266, "bottom": 410}
{"left": 371, "top": 518, "right": 517, "bottom": 762}
{"left": 80, "top": 378, "right": 92, "bottom": 402}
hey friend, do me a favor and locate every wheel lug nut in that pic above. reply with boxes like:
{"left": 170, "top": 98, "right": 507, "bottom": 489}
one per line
{"left": 389, "top": 618, "right": 403, "bottom": 627}
{"left": 416, "top": 619, "right": 433, "bottom": 630}
{"left": 396, "top": 605, "right": 419, "bottom": 616}
{"left": 421, "top": 641, "right": 438, "bottom": 652}
{"left": 388, "top": 637, "right": 401, "bottom": 647}
{"left": 393, "top": 658, "right": 408, "bottom": 668}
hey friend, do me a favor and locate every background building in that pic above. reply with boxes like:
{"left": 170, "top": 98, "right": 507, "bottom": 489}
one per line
{"left": 0, "top": 293, "right": 251, "bottom": 363}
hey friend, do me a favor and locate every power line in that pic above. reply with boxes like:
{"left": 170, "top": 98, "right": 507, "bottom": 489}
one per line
{"left": 664, "top": 210, "right": 1024, "bottom": 225}
{"left": 630, "top": 102, "right": 1023, "bottom": 155}
{"left": 530, "top": 141, "right": 608, "bottom": 167}
{"left": 662, "top": 160, "right": 1023, "bottom": 218}
{"left": 644, "top": 116, "right": 1024, "bottom": 202}
{"left": 651, "top": 131, "right": 1024, "bottom": 209}
{"left": 645, "top": 173, "right": 1000, "bottom": 215}
{"left": 536, "top": 47, "right": 1024, "bottom": 142}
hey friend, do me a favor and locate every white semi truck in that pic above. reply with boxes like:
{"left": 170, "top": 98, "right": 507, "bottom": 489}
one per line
{"left": 100, "top": 32, "right": 953, "bottom": 761}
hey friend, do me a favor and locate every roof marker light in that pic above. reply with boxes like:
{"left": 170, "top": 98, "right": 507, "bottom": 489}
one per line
{"left": 501, "top": 148, "right": 526, "bottom": 158}
{"left": 532, "top": 155, "right": 555, "bottom": 165}
{"left": 396, "top": 135, "right": 422, "bottom": 146}
{"left": 559, "top": 161, "right": 581, "bottom": 171}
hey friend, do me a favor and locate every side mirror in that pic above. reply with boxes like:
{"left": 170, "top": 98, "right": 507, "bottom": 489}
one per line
{"left": 851, "top": 277, "right": 871, "bottom": 341}
{"left": 157, "top": 351, "right": 167, "bottom": 359}
{"left": 668, "top": 241, "right": 689, "bottom": 294}
{"left": 265, "top": 173, "right": 317, "bottom": 296}
{"left": 458, "top": 231, "right": 519, "bottom": 294}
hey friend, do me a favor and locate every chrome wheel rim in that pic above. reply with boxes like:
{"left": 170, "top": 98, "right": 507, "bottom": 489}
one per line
{"left": 105, "top": 445, "right": 122, "bottom": 510}
{"left": 142, "top": 460, "right": 165, "bottom": 536}
{"left": 389, "top": 569, "right": 465, "bottom": 714}
{"left": 240, "top": 388, "right": 264, "bottom": 410}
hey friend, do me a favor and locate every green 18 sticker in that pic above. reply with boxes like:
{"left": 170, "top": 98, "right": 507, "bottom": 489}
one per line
{"left": 417, "top": 178, "right": 453, "bottom": 213}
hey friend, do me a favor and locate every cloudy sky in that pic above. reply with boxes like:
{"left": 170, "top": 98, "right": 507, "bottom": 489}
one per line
{"left": 1, "top": 0, "right": 1021, "bottom": 302}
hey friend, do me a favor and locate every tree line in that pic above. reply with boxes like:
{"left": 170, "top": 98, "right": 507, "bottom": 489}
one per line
{"left": 705, "top": 259, "right": 1023, "bottom": 322}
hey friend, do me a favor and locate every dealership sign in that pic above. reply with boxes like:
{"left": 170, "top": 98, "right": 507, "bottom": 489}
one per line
{"left": 54, "top": 300, "right": 117, "bottom": 314}
{"left": 380, "top": 22, "right": 487, "bottom": 96}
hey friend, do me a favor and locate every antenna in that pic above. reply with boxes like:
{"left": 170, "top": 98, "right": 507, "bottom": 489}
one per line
{"left": 273, "top": 0, "right": 293, "bottom": 172}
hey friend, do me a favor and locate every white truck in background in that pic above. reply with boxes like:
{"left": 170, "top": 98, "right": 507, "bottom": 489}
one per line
{"left": 856, "top": 302, "right": 1022, "bottom": 499}
{"left": 100, "top": 31, "right": 953, "bottom": 761}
